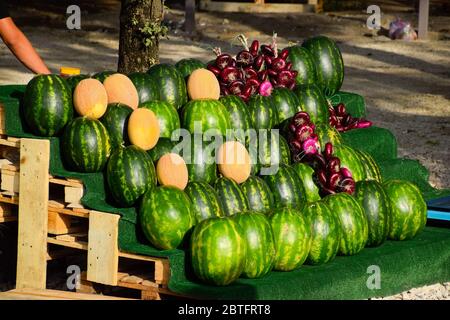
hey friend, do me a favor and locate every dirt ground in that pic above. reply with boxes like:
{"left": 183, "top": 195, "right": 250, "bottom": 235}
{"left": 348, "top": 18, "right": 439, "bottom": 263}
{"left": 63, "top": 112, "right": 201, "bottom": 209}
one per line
{"left": 0, "top": 0, "right": 449, "bottom": 191}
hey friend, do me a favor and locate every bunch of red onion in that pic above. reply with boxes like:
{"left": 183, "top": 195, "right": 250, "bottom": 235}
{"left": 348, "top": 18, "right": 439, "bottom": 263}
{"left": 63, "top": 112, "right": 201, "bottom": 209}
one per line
{"left": 207, "top": 35, "right": 298, "bottom": 101}
{"left": 329, "top": 103, "right": 373, "bottom": 132}
{"left": 286, "top": 112, "right": 320, "bottom": 161}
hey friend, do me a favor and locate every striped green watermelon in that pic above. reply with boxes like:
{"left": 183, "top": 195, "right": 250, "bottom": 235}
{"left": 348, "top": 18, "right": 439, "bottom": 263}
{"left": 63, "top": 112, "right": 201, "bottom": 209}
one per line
{"left": 219, "top": 95, "right": 252, "bottom": 144}
{"left": 140, "top": 100, "right": 180, "bottom": 139}
{"left": 181, "top": 99, "right": 231, "bottom": 137}
{"left": 181, "top": 135, "right": 217, "bottom": 184}
{"left": 23, "top": 74, "right": 73, "bottom": 137}
{"left": 140, "top": 186, "right": 193, "bottom": 250}
{"left": 190, "top": 217, "right": 246, "bottom": 286}
{"left": 315, "top": 123, "right": 342, "bottom": 150}
{"left": 175, "top": 58, "right": 205, "bottom": 79}
{"left": 383, "top": 180, "right": 427, "bottom": 241}
{"left": 240, "top": 176, "right": 274, "bottom": 214}
{"left": 66, "top": 74, "right": 89, "bottom": 91}
{"left": 254, "top": 131, "right": 291, "bottom": 175}
{"left": 185, "top": 181, "right": 224, "bottom": 224}
{"left": 333, "top": 144, "right": 366, "bottom": 182}
{"left": 270, "top": 207, "right": 311, "bottom": 271}
{"left": 293, "top": 84, "right": 329, "bottom": 124}
{"left": 92, "top": 71, "right": 115, "bottom": 83}
{"left": 304, "top": 201, "right": 341, "bottom": 265}
{"left": 61, "top": 117, "right": 110, "bottom": 173}
{"left": 355, "top": 150, "right": 382, "bottom": 182}
{"left": 100, "top": 103, "right": 133, "bottom": 150}
{"left": 128, "top": 72, "right": 159, "bottom": 104}
{"left": 233, "top": 212, "right": 275, "bottom": 278}
{"left": 247, "top": 95, "right": 279, "bottom": 130}
{"left": 355, "top": 180, "right": 390, "bottom": 247}
{"left": 214, "top": 177, "right": 249, "bottom": 216}
{"left": 302, "top": 36, "right": 344, "bottom": 96}
{"left": 148, "top": 138, "right": 178, "bottom": 162}
{"left": 323, "top": 193, "right": 368, "bottom": 256}
{"left": 147, "top": 64, "right": 187, "bottom": 109}
{"left": 292, "top": 163, "right": 321, "bottom": 203}
{"left": 263, "top": 165, "right": 307, "bottom": 208}
{"left": 271, "top": 87, "right": 300, "bottom": 125}
{"left": 106, "top": 145, "right": 156, "bottom": 207}
{"left": 286, "top": 46, "right": 317, "bottom": 86}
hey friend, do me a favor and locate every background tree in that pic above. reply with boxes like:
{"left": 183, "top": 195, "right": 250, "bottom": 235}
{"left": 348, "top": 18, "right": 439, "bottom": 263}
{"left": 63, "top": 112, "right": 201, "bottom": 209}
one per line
{"left": 118, "top": 0, "right": 168, "bottom": 73}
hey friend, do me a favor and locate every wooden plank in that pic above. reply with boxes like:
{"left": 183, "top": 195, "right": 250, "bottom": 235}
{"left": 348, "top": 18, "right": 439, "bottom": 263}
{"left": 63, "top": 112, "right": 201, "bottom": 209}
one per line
{"left": 64, "top": 186, "right": 84, "bottom": 204}
{"left": 418, "top": 0, "right": 429, "bottom": 39}
{"left": 48, "top": 206, "right": 90, "bottom": 218}
{"left": 154, "top": 259, "right": 171, "bottom": 285}
{"left": 87, "top": 211, "right": 120, "bottom": 286}
{"left": 0, "top": 138, "right": 19, "bottom": 148}
{"left": 16, "top": 139, "right": 50, "bottom": 290}
{"left": 0, "top": 104, "right": 5, "bottom": 134}
{"left": 119, "top": 251, "right": 168, "bottom": 263}
{"left": 47, "top": 210, "right": 72, "bottom": 235}
{"left": 0, "top": 288, "right": 134, "bottom": 300}
{"left": 0, "top": 193, "right": 19, "bottom": 204}
{"left": 55, "top": 232, "right": 88, "bottom": 242}
{"left": 0, "top": 216, "right": 17, "bottom": 223}
{"left": 0, "top": 202, "right": 14, "bottom": 217}
{"left": 49, "top": 177, "right": 83, "bottom": 188}
{"left": 1, "top": 171, "right": 19, "bottom": 193}
{"left": 199, "top": 1, "right": 315, "bottom": 13}
{"left": 47, "top": 237, "right": 88, "bottom": 250}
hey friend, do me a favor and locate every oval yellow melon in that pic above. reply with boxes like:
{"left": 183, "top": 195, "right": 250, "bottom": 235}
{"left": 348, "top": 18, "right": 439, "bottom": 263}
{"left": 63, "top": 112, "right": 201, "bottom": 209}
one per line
{"left": 73, "top": 78, "right": 108, "bottom": 119}
{"left": 156, "top": 153, "right": 188, "bottom": 190}
{"left": 103, "top": 73, "right": 139, "bottom": 109}
{"left": 217, "top": 141, "right": 251, "bottom": 184}
{"left": 128, "top": 108, "right": 160, "bottom": 151}
{"left": 187, "top": 68, "right": 220, "bottom": 100}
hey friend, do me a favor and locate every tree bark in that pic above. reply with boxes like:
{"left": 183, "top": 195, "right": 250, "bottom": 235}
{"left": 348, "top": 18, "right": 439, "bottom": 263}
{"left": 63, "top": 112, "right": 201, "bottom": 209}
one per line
{"left": 118, "top": 0, "right": 164, "bottom": 74}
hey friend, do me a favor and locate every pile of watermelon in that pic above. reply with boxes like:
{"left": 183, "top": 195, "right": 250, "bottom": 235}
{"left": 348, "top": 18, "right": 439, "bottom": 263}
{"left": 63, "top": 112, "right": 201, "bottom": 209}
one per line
{"left": 21, "top": 35, "right": 428, "bottom": 287}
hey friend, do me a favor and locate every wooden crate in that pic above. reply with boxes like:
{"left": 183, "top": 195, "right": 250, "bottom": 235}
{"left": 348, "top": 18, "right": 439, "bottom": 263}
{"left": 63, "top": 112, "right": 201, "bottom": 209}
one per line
{"left": 199, "top": 0, "right": 320, "bottom": 13}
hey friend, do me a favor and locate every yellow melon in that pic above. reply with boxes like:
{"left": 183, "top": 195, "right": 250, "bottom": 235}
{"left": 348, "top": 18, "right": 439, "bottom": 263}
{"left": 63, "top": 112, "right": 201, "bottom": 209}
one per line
{"left": 103, "top": 73, "right": 139, "bottom": 109}
{"left": 73, "top": 78, "right": 108, "bottom": 119}
{"left": 217, "top": 141, "right": 251, "bottom": 184}
{"left": 128, "top": 108, "right": 160, "bottom": 151}
{"left": 156, "top": 153, "right": 188, "bottom": 190}
{"left": 187, "top": 68, "right": 220, "bottom": 100}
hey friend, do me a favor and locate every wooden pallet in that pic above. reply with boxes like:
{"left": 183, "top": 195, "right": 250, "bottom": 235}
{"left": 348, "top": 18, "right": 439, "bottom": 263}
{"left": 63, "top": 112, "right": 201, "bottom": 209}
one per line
{"left": 0, "top": 288, "right": 135, "bottom": 300}
{"left": 199, "top": 0, "right": 319, "bottom": 13}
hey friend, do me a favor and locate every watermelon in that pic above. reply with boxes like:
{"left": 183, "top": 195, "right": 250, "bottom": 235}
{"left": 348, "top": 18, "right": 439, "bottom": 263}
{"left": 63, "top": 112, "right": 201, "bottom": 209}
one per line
{"left": 175, "top": 58, "right": 205, "bottom": 79}
{"left": 92, "top": 71, "right": 115, "bottom": 83}
{"left": 333, "top": 144, "right": 366, "bottom": 182}
{"left": 219, "top": 95, "right": 252, "bottom": 144}
{"left": 355, "top": 180, "right": 390, "bottom": 247}
{"left": 254, "top": 131, "right": 291, "bottom": 175}
{"left": 100, "top": 103, "right": 133, "bottom": 150}
{"left": 293, "top": 84, "right": 329, "bottom": 124}
{"left": 106, "top": 145, "right": 156, "bottom": 207}
{"left": 271, "top": 87, "right": 300, "bottom": 125}
{"left": 128, "top": 72, "right": 159, "bottom": 104}
{"left": 286, "top": 46, "right": 317, "bottom": 86}
{"left": 23, "top": 74, "right": 73, "bottom": 137}
{"left": 66, "top": 74, "right": 89, "bottom": 91}
{"left": 270, "top": 207, "right": 311, "bottom": 271}
{"left": 292, "top": 163, "right": 321, "bottom": 203}
{"left": 355, "top": 150, "right": 382, "bottom": 182}
{"left": 304, "top": 201, "right": 341, "bottom": 265}
{"left": 140, "top": 100, "right": 180, "bottom": 139}
{"left": 140, "top": 186, "right": 193, "bottom": 250}
{"left": 146, "top": 63, "right": 187, "bottom": 109}
{"left": 302, "top": 36, "right": 344, "bottom": 96}
{"left": 214, "top": 177, "right": 249, "bottom": 216}
{"left": 61, "top": 117, "right": 110, "bottom": 173}
{"left": 263, "top": 165, "right": 307, "bottom": 208}
{"left": 383, "top": 180, "right": 427, "bottom": 241}
{"left": 181, "top": 135, "right": 217, "bottom": 184}
{"left": 323, "top": 193, "right": 368, "bottom": 256}
{"left": 315, "top": 123, "right": 342, "bottom": 150}
{"left": 181, "top": 99, "right": 231, "bottom": 137}
{"left": 247, "top": 95, "right": 278, "bottom": 130}
{"left": 148, "top": 138, "right": 178, "bottom": 162}
{"left": 233, "top": 212, "right": 275, "bottom": 278}
{"left": 240, "top": 176, "right": 274, "bottom": 214}
{"left": 190, "top": 217, "right": 246, "bottom": 286}
{"left": 185, "top": 181, "right": 224, "bottom": 224}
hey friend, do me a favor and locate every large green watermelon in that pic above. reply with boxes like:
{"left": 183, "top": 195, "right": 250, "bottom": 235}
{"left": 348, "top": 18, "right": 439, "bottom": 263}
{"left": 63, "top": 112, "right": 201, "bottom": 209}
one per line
{"left": 247, "top": 95, "right": 278, "bottom": 130}
{"left": 181, "top": 99, "right": 231, "bottom": 137}
{"left": 66, "top": 74, "right": 89, "bottom": 91}
{"left": 140, "top": 100, "right": 180, "bottom": 139}
{"left": 140, "top": 186, "right": 193, "bottom": 250}
{"left": 333, "top": 144, "right": 366, "bottom": 182}
{"left": 181, "top": 135, "right": 217, "bottom": 184}
{"left": 270, "top": 207, "right": 311, "bottom": 271}
{"left": 219, "top": 95, "right": 252, "bottom": 144}
{"left": 92, "top": 71, "right": 115, "bottom": 83}
{"left": 214, "top": 177, "right": 249, "bottom": 216}
{"left": 100, "top": 103, "right": 133, "bottom": 150}
{"left": 315, "top": 123, "right": 342, "bottom": 150}
{"left": 61, "top": 117, "right": 110, "bottom": 173}
{"left": 304, "top": 201, "right": 341, "bottom": 265}
{"left": 233, "top": 212, "right": 275, "bottom": 278}
{"left": 185, "top": 181, "right": 224, "bottom": 224}
{"left": 302, "top": 36, "right": 344, "bottom": 96}
{"left": 252, "top": 131, "right": 291, "bottom": 175}
{"left": 355, "top": 150, "right": 382, "bottom": 182}
{"left": 271, "top": 87, "right": 300, "bottom": 125}
{"left": 128, "top": 72, "right": 159, "bottom": 104}
{"left": 355, "top": 180, "right": 390, "bottom": 247}
{"left": 147, "top": 63, "right": 187, "bottom": 109}
{"left": 190, "top": 217, "right": 246, "bottom": 286}
{"left": 148, "top": 138, "right": 178, "bottom": 162}
{"left": 383, "top": 180, "right": 427, "bottom": 241}
{"left": 293, "top": 84, "right": 329, "bottom": 124}
{"left": 240, "top": 176, "right": 274, "bottom": 214}
{"left": 286, "top": 46, "right": 317, "bottom": 86}
{"left": 175, "top": 58, "right": 205, "bottom": 79}
{"left": 106, "top": 145, "right": 156, "bottom": 207}
{"left": 263, "top": 165, "right": 307, "bottom": 208}
{"left": 23, "top": 74, "right": 73, "bottom": 136}
{"left": 292, "top": 163, "right": 321, "bottom": 203}
{"left": 323, "top": 193, "right": 368, "bottom": 256}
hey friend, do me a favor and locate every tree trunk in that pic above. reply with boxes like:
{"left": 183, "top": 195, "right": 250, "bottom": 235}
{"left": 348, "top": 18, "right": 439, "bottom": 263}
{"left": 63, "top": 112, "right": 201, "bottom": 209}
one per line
{"left": 118, "top": 0, "right": 164, "bottom": 74}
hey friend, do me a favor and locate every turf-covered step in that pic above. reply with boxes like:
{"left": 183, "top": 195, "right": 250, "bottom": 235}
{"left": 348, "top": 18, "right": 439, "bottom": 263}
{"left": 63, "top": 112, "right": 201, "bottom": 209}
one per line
{"left": 331, "top": 91, "right": 366, "bottom": 118}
